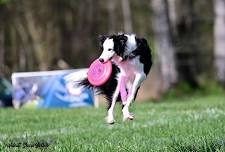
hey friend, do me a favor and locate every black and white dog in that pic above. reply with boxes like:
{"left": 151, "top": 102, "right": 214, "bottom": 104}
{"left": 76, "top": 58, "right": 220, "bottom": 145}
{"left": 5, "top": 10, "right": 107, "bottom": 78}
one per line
{"left": 80, "top": 33, "right": 152, "bottom": 124}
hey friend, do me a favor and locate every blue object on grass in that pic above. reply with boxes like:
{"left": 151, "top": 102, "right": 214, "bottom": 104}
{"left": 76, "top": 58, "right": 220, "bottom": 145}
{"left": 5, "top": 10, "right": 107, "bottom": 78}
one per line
{"left": 37, "top": 74, "right": 94, "bottom": 108}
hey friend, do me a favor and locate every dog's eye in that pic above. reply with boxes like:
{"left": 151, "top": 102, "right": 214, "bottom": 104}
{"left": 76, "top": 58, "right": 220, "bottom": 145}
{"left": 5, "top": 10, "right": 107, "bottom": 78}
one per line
{"left": 108, "top": 49, "right": 112, "bottom": 51}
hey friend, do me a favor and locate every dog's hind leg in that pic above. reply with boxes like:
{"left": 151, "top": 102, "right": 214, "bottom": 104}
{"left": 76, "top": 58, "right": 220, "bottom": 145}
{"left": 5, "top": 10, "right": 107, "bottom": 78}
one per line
{"left": 122, "top": 73, "right": 146, "bottom": 121}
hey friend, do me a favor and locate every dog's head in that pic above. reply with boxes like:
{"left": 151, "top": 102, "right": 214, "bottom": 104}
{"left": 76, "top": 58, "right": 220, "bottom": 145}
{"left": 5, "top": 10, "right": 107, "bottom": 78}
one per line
{"left": 98, "top": 34, "right": 128, "bottom": 63}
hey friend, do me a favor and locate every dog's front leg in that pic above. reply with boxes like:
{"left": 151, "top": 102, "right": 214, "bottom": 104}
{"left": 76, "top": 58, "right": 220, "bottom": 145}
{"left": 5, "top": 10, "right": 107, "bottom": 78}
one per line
{"left": 106, "top": 76, "right": 121, "bottom": 124}
{"left": 122, "top": 73, "right": 146, "bottom": 121}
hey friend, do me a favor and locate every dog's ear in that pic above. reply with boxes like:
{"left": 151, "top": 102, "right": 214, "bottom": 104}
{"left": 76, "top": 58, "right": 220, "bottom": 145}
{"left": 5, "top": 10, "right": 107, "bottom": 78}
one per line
{"left": 98, "top": 35, "right": 107, "bottom": 44}
{"left": 113, "top": 34, "right": 128, "bottom": 60}
{"left": 118, "top": 34, "right": 128, "bottom": 47}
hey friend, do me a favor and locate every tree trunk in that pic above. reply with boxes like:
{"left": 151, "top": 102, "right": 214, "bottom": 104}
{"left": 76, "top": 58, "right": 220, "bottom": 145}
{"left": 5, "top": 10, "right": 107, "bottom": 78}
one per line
{"left": 167, "top": 0, "right": 177, "bottom": 35}
{"left": 151, "top": 0, "right": 178, "bottom": 91}
{"left": 214, "top": 0, "right": 225, "bottom": 85}
{"left": 0, "top": 25, "right": 4, "bottom": 75}
{"left": 121, "top": 0, "right": 133, "bottom": 33}
{"left": 107, "top": 0, "right": 116, "bottom": 34}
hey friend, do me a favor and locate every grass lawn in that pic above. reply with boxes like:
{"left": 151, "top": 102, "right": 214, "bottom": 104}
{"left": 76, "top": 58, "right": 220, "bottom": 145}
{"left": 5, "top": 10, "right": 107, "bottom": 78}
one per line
{"left": 0, "top": 94, "right": 225, "bottom": 152}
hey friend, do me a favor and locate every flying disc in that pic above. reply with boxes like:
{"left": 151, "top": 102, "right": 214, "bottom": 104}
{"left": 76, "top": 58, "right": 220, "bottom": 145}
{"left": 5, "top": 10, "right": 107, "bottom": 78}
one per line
{"left": 87, "top": 59, "right": 112, "bottom": 86}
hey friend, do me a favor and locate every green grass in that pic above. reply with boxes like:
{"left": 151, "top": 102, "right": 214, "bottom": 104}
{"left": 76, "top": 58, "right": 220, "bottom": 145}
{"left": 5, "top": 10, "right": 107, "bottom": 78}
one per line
{"left": 0, "top": 94, "right": 225, "bottom": 152}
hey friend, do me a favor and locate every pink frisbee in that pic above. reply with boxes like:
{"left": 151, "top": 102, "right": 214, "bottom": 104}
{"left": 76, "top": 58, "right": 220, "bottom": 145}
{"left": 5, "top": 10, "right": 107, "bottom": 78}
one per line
{"left": 87, "top": 59, "right": 112, "bottom": 86}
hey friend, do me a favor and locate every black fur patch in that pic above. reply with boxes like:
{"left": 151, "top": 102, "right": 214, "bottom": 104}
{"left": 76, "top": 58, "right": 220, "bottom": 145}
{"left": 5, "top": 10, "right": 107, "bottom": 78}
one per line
{"left": 112, "top": 34, "right": 128, "bottom": 60}
{"left": 132, "top": 37, "right": 152, "bottom": 75}
{"left": 98, "top": 35, "right": 107, "bottom": 45}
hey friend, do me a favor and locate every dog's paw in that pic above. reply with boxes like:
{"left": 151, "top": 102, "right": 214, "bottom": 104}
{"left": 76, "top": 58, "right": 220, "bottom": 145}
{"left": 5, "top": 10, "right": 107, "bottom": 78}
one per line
{"left": 105, "top": 116, "right": 115, "bottom": 124}
{"left": 123, "top": 113, "right": 134, "bottom": 121}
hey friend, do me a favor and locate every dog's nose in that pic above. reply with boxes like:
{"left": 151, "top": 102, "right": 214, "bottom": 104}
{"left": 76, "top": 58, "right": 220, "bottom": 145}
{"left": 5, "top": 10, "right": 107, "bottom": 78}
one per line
{"left": 99, "top": 58, "right": 104, "bottom": 63}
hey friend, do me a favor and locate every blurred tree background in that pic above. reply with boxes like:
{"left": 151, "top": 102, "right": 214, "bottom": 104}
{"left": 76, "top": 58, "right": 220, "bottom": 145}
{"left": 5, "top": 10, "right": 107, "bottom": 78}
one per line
{"left": 0, "top": 0, "right": 224, "bottom": 99}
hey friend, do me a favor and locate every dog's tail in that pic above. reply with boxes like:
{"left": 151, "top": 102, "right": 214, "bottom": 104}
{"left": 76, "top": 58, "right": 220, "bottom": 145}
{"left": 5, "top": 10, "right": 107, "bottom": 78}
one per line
{"left": 64, "top": 69, "right": 89, "bottom": 83}
{"left": 79, "top": 63, "right": 120, "bottom": 107}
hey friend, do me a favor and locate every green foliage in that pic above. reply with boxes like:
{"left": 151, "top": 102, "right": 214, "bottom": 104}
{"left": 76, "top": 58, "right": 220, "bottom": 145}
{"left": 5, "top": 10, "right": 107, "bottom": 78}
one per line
{"left": 0, "top": 94, "right": 225, "bottom": 151}
{"left": 165, "top": 80, "right": 225, "bottom": 99}
{"left": 0, "top": 0, "right": 11, "bottom": 5}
